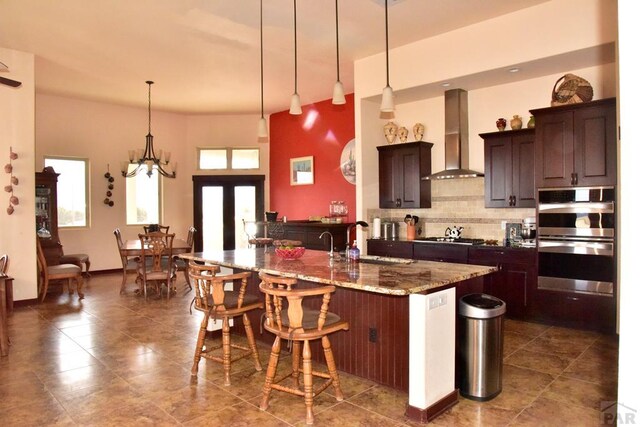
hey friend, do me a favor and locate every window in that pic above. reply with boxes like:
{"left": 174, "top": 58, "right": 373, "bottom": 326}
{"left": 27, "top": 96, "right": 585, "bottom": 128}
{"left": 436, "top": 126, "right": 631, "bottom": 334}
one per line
{"left": 44, "top": 157, "right": 88, "bottom": 227}
{"left": 198, "top": 148, "right": 260, "bottom": 170}
{"left": 125, "top": 164, "right": 160, "bottom": 225}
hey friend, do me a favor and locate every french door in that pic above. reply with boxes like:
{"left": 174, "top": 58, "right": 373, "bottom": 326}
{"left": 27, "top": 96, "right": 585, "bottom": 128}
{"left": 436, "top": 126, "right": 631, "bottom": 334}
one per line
{"left": 192, "top": 175, "right": 265, "bottom": 252}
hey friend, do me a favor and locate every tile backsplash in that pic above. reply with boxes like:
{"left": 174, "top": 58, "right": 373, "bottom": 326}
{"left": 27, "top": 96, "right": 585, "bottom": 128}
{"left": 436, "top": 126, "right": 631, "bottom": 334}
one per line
{"left": 367, "top": 177, "right": 535, "bottom": 242}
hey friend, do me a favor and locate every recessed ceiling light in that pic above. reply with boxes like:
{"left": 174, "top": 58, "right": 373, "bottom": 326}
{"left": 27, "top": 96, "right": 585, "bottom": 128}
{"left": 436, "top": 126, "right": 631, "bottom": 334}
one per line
{"left": 441, "top": 82, "right": 451, "bottom": 87}
{"left": 508, "top": 67, "right": 520, "bottom": 73}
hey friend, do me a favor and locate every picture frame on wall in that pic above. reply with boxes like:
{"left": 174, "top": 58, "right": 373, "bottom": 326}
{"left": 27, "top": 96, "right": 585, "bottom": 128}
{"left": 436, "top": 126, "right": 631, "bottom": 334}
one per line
{"left": 290, "top": 156, "right": 314, "bottom": 186}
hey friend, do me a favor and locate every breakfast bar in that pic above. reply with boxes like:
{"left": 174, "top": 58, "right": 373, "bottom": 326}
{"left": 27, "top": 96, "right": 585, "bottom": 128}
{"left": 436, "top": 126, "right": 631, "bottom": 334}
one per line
{"left": 180, "top": 248, "right": 497, "bottom": 422}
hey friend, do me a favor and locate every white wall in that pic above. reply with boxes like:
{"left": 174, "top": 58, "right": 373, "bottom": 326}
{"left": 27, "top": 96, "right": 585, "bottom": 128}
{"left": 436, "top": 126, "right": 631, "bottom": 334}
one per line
{"left": 35, "top": 94, "right": 266, "bottom": 276}
{"left": 617, "top": 0, "right": 639, "bottom": 415}
{"left": 0, "top": 47, "right": 37, "bottom": 301}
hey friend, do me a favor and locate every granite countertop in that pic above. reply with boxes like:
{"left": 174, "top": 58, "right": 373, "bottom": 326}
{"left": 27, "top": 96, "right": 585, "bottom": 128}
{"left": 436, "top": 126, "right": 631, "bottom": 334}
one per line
{"left": 180, "top": 248, "right": 497, "bottom": 296}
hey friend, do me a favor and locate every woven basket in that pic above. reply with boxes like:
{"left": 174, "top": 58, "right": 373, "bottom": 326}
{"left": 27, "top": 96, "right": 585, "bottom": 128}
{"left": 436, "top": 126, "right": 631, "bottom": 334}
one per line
{"left": 551, "top": 74, "right": 593, "bottom": 106}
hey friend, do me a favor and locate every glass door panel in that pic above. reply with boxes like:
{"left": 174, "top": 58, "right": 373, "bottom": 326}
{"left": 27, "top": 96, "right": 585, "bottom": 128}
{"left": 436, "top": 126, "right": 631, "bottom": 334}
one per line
{"left": 202, "top": 186, "right": 224, "bottom": 252}
{"left": 234, "top": 186, "right": 256, "bottom": 250}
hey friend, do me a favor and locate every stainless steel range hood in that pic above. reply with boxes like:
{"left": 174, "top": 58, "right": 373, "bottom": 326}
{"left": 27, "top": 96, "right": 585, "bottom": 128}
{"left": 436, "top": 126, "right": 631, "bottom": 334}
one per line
{"left": 422, "top": 89, "right": 483, "bottom": 180}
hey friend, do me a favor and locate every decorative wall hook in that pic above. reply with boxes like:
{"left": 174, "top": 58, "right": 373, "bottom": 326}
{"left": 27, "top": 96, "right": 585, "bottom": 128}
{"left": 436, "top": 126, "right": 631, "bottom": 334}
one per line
{"left": 6, "top": 147, "right": 19, "bottom": 215}
{"left": 104, "top": 164, "right": 114, "bottom": 206}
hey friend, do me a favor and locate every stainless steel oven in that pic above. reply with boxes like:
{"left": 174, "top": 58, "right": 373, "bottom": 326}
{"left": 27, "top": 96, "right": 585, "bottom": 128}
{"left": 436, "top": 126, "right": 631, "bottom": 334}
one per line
{"left": 537, "top": 186, "right": 615, "bottom": 296}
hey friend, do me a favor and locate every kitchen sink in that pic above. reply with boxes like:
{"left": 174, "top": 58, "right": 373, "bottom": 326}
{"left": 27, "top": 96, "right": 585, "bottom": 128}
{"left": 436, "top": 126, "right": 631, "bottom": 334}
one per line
{"left": 358, "top": 255, "right": 413, "bottom": 266}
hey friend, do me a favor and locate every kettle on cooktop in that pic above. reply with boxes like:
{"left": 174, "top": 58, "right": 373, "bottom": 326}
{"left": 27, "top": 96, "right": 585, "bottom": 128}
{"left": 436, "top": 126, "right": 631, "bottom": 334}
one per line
{"left": 445, "top": 226, "right": 464, "bottom": 239}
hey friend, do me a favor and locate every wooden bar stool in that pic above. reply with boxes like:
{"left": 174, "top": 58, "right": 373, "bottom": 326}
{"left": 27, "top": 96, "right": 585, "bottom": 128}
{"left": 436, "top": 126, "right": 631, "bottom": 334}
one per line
{"left": 188, "top": 261, "right": 263, "bottom": 386}
{"left": 258, "top": 271, "right": 349, "bottom": 425}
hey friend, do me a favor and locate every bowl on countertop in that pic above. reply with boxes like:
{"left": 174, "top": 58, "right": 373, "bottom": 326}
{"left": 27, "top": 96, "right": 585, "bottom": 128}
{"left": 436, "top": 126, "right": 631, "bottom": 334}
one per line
{"left": 275, "top": 246, "right": 306, "bottom": 260}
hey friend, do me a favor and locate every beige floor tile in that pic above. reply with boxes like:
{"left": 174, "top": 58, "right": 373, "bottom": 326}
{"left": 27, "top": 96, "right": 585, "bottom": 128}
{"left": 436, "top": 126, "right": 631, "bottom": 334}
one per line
{"left": 512, "top": 396, "right": 602, "bottom": 426}
{"left": 505, "top": 348, "right": 573, "bottom": 376}
{"left": 0, "top": 395, "right": 76, "bottom": 427}
{"left": 542, "top": 375, "right": 617, "bottom": 411}
{"left": 523, "top": 335, "right": 591, "bottom": 359}
{"left": 503, "top": 319, "right": 549, "bottom": 337}
{"left": 184, "top": 401, "right": 290, "bottom": 426}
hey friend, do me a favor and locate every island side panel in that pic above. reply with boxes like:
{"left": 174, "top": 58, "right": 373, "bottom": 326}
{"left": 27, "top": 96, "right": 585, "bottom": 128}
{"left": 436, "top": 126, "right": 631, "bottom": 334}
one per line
{"left": 234, "top": 271, "right": 411, "bottom": 391}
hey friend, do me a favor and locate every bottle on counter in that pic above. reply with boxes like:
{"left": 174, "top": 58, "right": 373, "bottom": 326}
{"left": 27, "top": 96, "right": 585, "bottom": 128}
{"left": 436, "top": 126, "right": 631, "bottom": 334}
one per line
{"left": 348, "top": 241, "right": 360, "bottom": 262}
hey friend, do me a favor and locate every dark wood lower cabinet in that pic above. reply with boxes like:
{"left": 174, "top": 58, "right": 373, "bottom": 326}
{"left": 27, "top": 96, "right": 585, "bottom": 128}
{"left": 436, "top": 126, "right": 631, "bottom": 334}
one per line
{"left": 531, "top": 290, "right": 616, "bottom": 333}
{"left": 367, "top": 239, "right": 414, "bottom": 258}
{"left": 414, "top": 244, "right": 468, "bottom": 264}
{"left": 468, "top": 247, "right": 536, "bottom": 320}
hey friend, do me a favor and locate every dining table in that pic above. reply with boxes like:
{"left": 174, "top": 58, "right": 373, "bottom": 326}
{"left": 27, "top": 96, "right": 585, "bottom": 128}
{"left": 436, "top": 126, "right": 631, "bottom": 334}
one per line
{"left": 121, "top": 238, "right": 192, "bottom": 257}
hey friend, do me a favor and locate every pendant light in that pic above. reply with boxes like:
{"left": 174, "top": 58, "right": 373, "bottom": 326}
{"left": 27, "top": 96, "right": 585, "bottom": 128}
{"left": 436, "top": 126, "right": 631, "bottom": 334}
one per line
{"left": 289, "top": 0, "right": 302, "bottom": 115}
{"left": 121, "top": 81, "right": 176, "bottom": 178}
{"left": 380, "top": 0, "right": 395, "bottom": 115}
{"left": 332, "top": 0, "right": 346, "bottom": 105}
{"left": 257, "top": 0, "right": 268, "bottom": 142}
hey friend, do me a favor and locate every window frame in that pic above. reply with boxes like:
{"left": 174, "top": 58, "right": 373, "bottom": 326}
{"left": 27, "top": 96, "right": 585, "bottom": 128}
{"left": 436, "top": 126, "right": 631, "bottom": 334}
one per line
{"left": 43, "top": 156, "right": 90, "bottom": 229}
{"left": 124, "top": 163, "right": 163, "bottom": 226}
{"left": 198, "top": 147, "right": 261, "bottom": 171}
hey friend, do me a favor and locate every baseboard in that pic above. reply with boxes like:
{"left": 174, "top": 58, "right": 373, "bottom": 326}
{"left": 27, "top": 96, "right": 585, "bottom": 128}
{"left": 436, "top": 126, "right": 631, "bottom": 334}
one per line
{"left": 13, "top": 298, "right": 38, "bottom": 308}
{"left": 405, "top": 389, "right": 459, "bottom": 423}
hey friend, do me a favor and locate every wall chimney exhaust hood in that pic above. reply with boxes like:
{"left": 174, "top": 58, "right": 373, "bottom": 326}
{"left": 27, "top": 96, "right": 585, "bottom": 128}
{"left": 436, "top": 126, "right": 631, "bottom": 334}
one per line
{"left": 422, "top": 89, "right": 483, "bottom": 180}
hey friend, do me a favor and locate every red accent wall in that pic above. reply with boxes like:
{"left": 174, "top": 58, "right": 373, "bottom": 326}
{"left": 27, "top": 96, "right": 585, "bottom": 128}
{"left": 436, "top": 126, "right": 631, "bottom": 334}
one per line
{"left": 269, "top": 93, "right": 355, "bottom": 222}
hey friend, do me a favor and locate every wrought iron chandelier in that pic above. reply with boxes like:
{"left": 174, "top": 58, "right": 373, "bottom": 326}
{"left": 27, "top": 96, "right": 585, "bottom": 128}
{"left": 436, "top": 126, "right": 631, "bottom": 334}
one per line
{"left": 121, "top": 81, "right": 176, "bottom": 178}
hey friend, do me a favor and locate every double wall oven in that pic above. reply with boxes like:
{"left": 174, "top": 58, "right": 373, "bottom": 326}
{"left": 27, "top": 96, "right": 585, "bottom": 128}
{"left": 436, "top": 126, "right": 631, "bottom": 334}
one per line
{"left": 537, "top": 186, "right": 615, "bottom": 297}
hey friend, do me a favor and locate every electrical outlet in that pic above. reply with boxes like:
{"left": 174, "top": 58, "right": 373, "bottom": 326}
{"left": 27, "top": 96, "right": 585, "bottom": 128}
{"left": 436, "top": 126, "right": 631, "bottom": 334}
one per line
{"left": 438, "top": 294, "right": 447, "bottom": 306}
{"left": 369, "top": 327, "right": 378, "bottom": 343}
{"left": 429, "top": 296, "right": 439, "bottom": 310}
{"left": 501, "top": 220, "right": 507, "bottom": 230}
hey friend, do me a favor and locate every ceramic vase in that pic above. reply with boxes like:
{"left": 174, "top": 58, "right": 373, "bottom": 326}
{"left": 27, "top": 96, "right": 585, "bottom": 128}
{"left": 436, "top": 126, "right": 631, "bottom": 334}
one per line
{"left": 510, "top": 115, "right": 523, "bottom": 130}
{"left": 413, "top": 123, "right": 425, "bottom": 141}
{"left": 527, "top": 115, "right": 535, "bottom": 128}
{"left": 496, "top": 118, "right": 507, "bottom": 131}
{"left": 398, "top": 126, "right": 409, "bottom": 143}
{"left": 383, "top": 121, "right": 398, "bottom": 144}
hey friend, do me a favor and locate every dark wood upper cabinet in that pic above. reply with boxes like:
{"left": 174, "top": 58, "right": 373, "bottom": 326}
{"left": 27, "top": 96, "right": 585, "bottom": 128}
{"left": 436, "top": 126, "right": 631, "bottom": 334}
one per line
{"left": 531, "top": 98, "right": 617, "bottom": 188}
{"left": 377, "top": 141, "right": 433, "bottom": 209}
{"left": 480, "top": 129, "right": 536, "bottom": 208}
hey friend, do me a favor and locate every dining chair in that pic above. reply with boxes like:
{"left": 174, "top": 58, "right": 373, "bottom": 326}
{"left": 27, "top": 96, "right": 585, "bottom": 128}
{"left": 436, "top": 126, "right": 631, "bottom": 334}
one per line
{"left": 137, "top": 231, "right": 176, "bottom": 299}
{"left": 188, "top": 261, "right": 263, "bottom": 385}
{"left": 0, "top": 254, "right": 8, "bottom": 275}
{"left": 173, "top": 226, "right": 196, "bottom": 290}
{"left": 143, "top": 224, "right": 170, "bottom": 234}
{"left": 258, "top": 271, "right": 349, "bottom": 425}
{"left": 59, "top": 251, "right": 91, "bottom": 277}
{"left": 0, "top": 254, "right": 11, "bottom": 312}
{"left": 36, "top": 239, "right": 84, "bottom": 302}
{"left": 113, "top": 228, "right": 141, "bottom": 294}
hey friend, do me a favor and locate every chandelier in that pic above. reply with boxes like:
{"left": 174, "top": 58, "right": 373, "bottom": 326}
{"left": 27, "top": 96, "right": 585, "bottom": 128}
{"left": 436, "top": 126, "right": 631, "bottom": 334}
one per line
{"left": 121, "top": 81, "right": 176, "bottom": 178}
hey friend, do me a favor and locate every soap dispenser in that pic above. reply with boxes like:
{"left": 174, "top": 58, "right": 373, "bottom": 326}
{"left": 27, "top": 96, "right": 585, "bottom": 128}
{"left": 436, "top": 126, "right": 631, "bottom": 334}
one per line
{"left": 348, "top": 241, "right": 360, "bottom": 262}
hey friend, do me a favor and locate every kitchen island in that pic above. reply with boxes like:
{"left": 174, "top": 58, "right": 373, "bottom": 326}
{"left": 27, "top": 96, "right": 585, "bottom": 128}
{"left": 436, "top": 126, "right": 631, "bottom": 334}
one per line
{"left": 180, "top": 248, "right": 496, "bottom": 423}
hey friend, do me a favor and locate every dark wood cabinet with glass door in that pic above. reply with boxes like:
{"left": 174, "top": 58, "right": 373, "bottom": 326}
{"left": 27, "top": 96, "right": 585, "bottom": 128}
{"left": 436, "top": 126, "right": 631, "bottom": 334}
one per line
{"left": 36, "top": 167, "right": 63, "bottom": 265}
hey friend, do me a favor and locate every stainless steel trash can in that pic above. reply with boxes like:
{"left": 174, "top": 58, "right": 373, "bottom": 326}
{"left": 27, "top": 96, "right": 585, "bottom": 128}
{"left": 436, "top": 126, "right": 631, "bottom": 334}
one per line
{"left": 458, "top": 293, "right": 506, "bottom": 401}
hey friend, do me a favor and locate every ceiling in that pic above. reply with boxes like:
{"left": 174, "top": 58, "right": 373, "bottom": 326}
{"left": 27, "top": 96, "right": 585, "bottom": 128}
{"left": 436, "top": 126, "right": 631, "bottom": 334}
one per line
{"left": 0, "top": 0, "right": 552, "bottom": 114}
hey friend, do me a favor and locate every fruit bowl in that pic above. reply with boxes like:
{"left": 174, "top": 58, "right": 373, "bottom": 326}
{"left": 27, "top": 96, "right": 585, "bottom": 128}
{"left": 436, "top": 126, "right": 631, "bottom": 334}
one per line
{"left": 275, "top": 246, "right": 305, "bottom": 260}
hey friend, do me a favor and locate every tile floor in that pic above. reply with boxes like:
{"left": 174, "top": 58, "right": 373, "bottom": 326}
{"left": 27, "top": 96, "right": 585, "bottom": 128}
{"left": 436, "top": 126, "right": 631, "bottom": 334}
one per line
{"left": 1, "top": 273, "right": 618, "bottom": 426}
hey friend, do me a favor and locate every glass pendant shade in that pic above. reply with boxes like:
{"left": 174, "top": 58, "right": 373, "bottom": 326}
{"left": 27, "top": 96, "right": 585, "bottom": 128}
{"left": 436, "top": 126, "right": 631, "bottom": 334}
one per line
{"left": 257, "top": 117, "right": 268, "bottom": 140}
{"left": 289, "top": 92, "right": 302, "bottom": 115}
{"left": 380, "top": 85, "right": 394, "bottom": 112}
{"left": 333, "top": 81, "right": 346, "bottom": 105}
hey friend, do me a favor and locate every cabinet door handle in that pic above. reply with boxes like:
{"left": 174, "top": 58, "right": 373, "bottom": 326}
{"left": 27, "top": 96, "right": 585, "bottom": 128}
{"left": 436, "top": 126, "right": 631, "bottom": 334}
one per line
{"left": 567, "top": 296, "right": 580, "bottom": 301}
{"left": 395, "top": 198, "right": 401, "bottom": 208}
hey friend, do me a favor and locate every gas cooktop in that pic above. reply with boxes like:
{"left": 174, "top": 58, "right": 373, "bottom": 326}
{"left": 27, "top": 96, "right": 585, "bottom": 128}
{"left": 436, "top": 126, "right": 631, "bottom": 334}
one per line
{"left": 414, "top": 237, "right": 485, "bottom": 245}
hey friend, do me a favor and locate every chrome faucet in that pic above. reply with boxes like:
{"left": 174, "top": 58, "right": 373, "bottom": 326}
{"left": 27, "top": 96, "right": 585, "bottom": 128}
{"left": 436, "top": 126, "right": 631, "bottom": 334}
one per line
{"left": 346, "top": 221, "right": 369, "bottom": 253}
{"left": 319, "top": 231, "right": 334, "bottom": 257}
